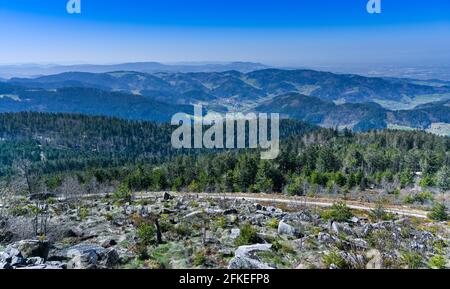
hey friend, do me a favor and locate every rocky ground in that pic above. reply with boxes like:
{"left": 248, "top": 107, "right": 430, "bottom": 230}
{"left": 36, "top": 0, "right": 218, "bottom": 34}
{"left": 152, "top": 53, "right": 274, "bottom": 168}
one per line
{"left": 0, "top": 192, "right": 449, "bottom": 269}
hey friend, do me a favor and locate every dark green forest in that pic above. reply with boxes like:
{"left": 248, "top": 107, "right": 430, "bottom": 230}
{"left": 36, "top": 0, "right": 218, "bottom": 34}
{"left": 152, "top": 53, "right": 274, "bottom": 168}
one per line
{"left": 0, "top": 112, "right": 449, "bottom": 199}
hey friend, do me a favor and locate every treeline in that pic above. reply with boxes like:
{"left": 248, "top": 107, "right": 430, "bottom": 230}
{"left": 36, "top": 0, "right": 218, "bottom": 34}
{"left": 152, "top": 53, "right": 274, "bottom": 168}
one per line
{"left": 114, "top": 129, "right": 449, "bottom": 195}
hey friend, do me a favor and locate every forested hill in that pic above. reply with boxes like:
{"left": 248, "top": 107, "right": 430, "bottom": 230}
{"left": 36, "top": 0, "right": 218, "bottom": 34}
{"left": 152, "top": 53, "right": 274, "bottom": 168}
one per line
{"left": 0, "top": 112, "right": 316, "bottom": 176}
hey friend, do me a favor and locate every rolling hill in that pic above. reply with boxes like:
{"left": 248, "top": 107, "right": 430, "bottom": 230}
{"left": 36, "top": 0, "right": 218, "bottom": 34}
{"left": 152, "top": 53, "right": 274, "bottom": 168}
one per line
{"left": 0, "top": 83, "right": 193, "bottom": 122}
{"left": 9, "top": 69, "right": 450, "bottom": 110}
{"left": 3, "top": 68, "right": 450, "bottom": 134}
{"left": 255, "top": 93, "right": 450, "bottom": 133}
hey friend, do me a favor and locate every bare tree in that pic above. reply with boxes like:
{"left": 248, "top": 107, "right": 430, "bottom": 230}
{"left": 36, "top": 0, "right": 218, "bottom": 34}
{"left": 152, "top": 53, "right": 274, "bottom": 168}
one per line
{"left": 12, "top": 159, "right": 34, "bottom": 195}
{"left": 60, "top": 176, "right": 84, "bottom": 213}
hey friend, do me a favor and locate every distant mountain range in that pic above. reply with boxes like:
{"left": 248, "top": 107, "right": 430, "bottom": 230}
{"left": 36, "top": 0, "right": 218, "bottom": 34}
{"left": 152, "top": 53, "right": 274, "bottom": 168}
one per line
{"left": 255, "top": 93, "right": 450, "bottom": 132}
{"left": 9, "top": 69, "right": 450, "bottom": 107}
{"left": 0, "top": 62, "right": 269, "bottom": 78}
{"left": 1, "top": 68, "right": 450, "bottom": 134}
{"left": 0, "top": 84, "right": 194, "bottom": 122}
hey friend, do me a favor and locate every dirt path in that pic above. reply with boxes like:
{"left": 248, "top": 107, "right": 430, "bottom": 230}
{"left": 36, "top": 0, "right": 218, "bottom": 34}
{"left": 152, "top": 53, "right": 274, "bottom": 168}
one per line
{"left": 161, "top": 192, "right": 430, "bottom": 219}
{"left": 3, "top": 191, "right": 428, "bottom": 219}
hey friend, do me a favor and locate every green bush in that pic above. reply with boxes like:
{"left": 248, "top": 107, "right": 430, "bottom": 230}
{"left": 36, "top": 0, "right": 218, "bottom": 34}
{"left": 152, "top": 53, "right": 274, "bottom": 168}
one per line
{"left": 320, "top": 202, "right": 353, "bottom": 222}
{"left": 235, "top": 223, "right": 258, "bottom": 246}
{"left": 267, "top": 218, "right": 279, "bottom": 229}
{"left": 172, "top": 222, "right": 192, "bottom": 237}
{"left": 428, "top": 203, "right": 448, "bottom": 221}
{"left": 401, "top": 251, "right": 423, "bottom": 269}
{"left": 323, "top": 251, "right": 348, "bottom": 269}
{"left": 428, "top": 255, "right": 446, "bottom": 269}
{"left": 78, "top": 207, "right": 90, "bottom": 220}
{"left": 9, "top": 205, "right": 29, "bottom": 216}
{"left": 404, "top": 191, "right": 434, "bottom": 205}
{"left": 419, "top": 175, "right": 435, "bottom": 188}
{"left": 113, "top": 183, "right": 133, "bottom": 203}
{"left": 192, "top": 251, "right": 208, "bottom": 266}
{"left": 286, "top": 177, "right": 304, "bottom": 196}
{"left": 214, "top": 217, "right": 228, "bottom": 229}
{"left": 137, "top": 223, "right": 156, "bottom": 245}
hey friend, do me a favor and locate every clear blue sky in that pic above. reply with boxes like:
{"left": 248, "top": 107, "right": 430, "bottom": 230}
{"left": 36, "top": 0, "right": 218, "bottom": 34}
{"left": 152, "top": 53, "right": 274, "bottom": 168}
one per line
{"left": 1, "top": 0, "right": 449, "bottom": 65}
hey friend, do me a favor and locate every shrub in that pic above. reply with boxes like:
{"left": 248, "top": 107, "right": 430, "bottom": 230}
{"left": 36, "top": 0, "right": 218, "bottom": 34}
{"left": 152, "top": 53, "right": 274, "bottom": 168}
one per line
{"left": 78, "top": 207, "right": 90, "bottom": 220}
{"left": 235, "top": 223, "right": 258, "bottom": 246}
{"left": 320, "top": 202, "right": 353, "bottom": 222}
{"left": 192, "top": 251, "right": 208, "bottom": 266}
{"left": 367, "top": 229, "right": 396, "bottom": 251}
{"left": 214, "top": 217, "right": 228, "bottom": 229}
{"left": 419, "top": 175, "right": 435, "bottom": 188}
{"left": 404, "top": 191, "right": 434, "bottom": 205}
{"left": 9, "top": 205, "right": 28, "bottom": 216}
{"left": 271, "top": 239, "right": 295, "bottom": 254}
{"left": 323, "top": 251, "right": 348, "bottom": 269}
{"left": 172, "top": 222, "right": 192, "bottom": 237}
{"left": 428, "top": 203, "right": 448, "bottom": 221}
{"left": 286, "top": 177, "right": 304, "bottom": 196}
{"left": 428, "top": 255, "right": 446, "bottom": 269}
{"left": 369, "top": 203, "right": 396, "bottom": 222}
{"left": 113, "top": 183, "right": 132, "bottom": 203}
{"left": 137, "top": 223, "right": 156, "bottom": 245}
{"left": 267, "top": 218, "right": 279, "bottom": 229}
{"left": 45, "top": 174, "right": 64, "bottom": 190}
{"left": 401, "top": 251, "right": 423, "bottom": 269}
{"left": 135, "top": 243, "right": 149, "bottom": 260}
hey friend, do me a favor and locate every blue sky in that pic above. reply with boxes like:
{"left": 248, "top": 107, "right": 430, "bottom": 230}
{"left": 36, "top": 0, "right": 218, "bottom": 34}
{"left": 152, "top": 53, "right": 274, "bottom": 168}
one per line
{"left": 0, "top": 0, "right": 449, "bottom": 65}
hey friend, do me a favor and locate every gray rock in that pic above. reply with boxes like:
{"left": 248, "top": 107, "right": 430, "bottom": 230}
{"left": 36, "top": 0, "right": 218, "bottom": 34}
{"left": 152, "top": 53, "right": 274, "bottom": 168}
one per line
{"left": 228, "top": 256, "right": 275, "bottom": 269}
{"left": 10, "top": 256, "right": 26, "bottom": 267}
{"left": 27, "top": 257, "right": 45, "bottom": 265}
{"left": 342, "top": 252, "right": 365, "bottom": 269}
{"left": 366, "top": 249, "right": 383, "bottom": 269}
{"left": 229, "top": 228, "right": 241, "bottom": 240}
{"left": 100, "top": 238, "right": 117, "bottom": 248}
{"left": 278, "top": 221, "right": 300, "bottom": 237}
{"left": 360, "top": 224, "right": 373, "bottom": 237}
{"left": 234, "top": 244, "right": 272, "bottom": 258}
{"left": 251, "top": 214, "right": 266, "bottom": 224}
{"left": 124, "top": 206, "right": 134, "bottom": 215}
{"left": 0, "top": 251, "right": 10, "bottom": 263}
{"left": 20, "top": 261, "right": 65, "bottom": 270}
{"left": 224, "top": 209, "right": 238, "bottom": 215}
{"left": 66, "top": 244, "right": 118, "bottom": 269}
{"left": 331, "top": 222, "right": 354, "bottom": 236}
{"left": 0, "top": 262, "right": 12, "bottom": 269}
{"left": 64, "top": 227, "right": 84, "bottom": 238}
{"left": 352, "top": 238, "right": 369, "bottom": 249}
{"left": 218, "top": 248, "right": 234, "bottom": 257}
{"left": 254, "top": 203, "right": 264, "bottom": 211}
{"left": 266, "top": 206, "right": 282, "bottom": 213}
{"left": 4, "top": 246, "right": 21, "bottom": 259}
{"left": 17, "top": 240, "right": 50, "bottom": 259}
{"left": 163, "top": 192, "right": 173, "bottom": 201}
{"left": 66, "top": 243, "right": 105, "bottom": 258}
{"left": 228, "top": 244, "right": 274, "bottom": 269}
{"left": 350, "top": 217, "right": 359, "bottom": 224}
{"left": 67, "top": 251, "right": 98, "bottom": 269}
{"left": 317, "top": 232, "right": 338, "bottom": 245}
{"left": 98, "top": 248, "right": 120, "bottom": 268}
